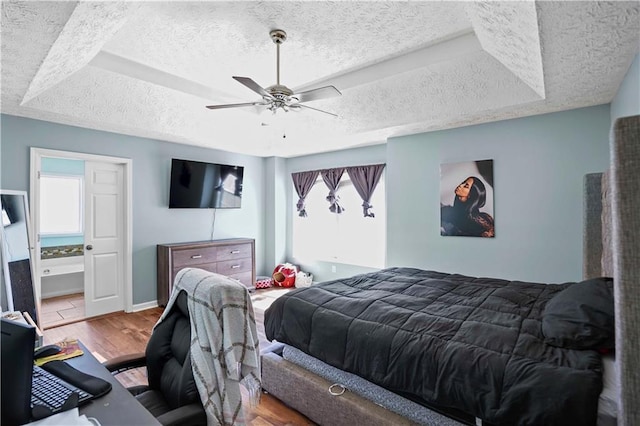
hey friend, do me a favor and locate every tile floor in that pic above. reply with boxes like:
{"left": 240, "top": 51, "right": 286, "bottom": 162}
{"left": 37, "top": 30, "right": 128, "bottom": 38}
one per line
{"left": 40, "top": 293, "right": 86, "bottom": 329}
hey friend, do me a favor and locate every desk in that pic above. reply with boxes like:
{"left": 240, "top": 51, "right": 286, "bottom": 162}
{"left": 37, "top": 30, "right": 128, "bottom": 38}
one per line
{"left": 67, "top": 343, "right": 160, "bottom": 425}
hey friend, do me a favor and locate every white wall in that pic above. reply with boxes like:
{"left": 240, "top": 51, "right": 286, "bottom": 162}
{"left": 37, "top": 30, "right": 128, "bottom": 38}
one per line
{"left": 41, "top": 272, "right": 83, "bottom": 299}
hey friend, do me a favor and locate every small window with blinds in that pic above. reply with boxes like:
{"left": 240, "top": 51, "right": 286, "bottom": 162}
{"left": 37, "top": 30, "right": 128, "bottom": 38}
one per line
{"left": 39, "top": 175, "right": 83, "bottom": 236}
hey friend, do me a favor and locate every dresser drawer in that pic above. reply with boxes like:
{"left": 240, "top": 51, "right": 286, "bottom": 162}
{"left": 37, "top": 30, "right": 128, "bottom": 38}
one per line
{"left": 173, "top": 246, "right": 217, "bottom": 268}
{"left": 173, "top": 263, "right": 217, "bottom": 281}
{"left": 158, "top": 239, "right": 255, "bottom": 306}
{"left": 216, "top": 243, "right": 252, "bottom": 261}
{"left": 228, "top": 271, "right": 253, "bottom": 289}
{"left": 217, "top": 258, "right": 252, "bottom": 275}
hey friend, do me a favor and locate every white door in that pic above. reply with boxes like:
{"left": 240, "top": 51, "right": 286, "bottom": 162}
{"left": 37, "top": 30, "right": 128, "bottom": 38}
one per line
{"left": 84, "top": 161, "right": 125, "bottom": 317}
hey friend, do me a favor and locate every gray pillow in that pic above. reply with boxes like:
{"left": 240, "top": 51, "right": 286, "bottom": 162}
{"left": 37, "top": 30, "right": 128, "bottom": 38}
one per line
{"left": 542, "top": 277, "right": 615, "bottom": 350}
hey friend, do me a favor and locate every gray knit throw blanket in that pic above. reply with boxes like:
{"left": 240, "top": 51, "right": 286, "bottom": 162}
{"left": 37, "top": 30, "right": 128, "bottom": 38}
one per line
{"left": 158, "top": 268, "right": 261, "bottom": 425}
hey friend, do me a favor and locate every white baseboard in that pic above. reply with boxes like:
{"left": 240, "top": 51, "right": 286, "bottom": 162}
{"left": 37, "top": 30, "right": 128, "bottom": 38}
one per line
{"left": 41, "top": 288, "right": 83, "bottom": 299}
{"left": 132, "top": 300, "right": 159, "bottom": 312}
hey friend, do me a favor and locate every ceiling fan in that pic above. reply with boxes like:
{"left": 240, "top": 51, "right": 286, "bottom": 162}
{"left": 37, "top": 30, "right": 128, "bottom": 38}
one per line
{"left": 206, "top": 29, "right": 341, "bottom": 117}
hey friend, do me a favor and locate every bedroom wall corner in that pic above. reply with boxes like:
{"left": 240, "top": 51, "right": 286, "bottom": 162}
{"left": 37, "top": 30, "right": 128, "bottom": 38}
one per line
{"left": 263, "top": 156, "right": 288, "bottom": 276}
{"left": 610, "top": 53, "right": 640, "bottom": 121}
{"left": 386, "top": 105, "right": 611, "bottom": 284}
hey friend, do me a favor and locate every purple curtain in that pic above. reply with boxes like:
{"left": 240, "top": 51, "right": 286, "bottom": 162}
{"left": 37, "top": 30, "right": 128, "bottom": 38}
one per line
{"left": 321, "top": 168, "right": 346, "bottom": 214}
{"left": 347, "top": 164, "right": 385, "bottom": 217}
{"left": 291, "top": 171, "right": 319, "bottom": 217}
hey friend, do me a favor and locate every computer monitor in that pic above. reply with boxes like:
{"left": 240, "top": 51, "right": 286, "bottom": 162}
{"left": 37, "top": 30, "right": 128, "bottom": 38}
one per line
{"left": 1, "top": 317, "right": 36, "bottom": 425}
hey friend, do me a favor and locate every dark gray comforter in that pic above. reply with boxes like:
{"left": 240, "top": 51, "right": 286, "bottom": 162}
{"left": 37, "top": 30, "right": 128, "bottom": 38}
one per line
{"left": 264, "top": 267, "right": 603, "bottom": 425}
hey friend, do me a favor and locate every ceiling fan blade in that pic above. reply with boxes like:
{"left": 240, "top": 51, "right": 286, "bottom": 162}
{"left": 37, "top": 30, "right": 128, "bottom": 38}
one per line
{"left": 206, "top": 101, "right": 265, "bottom": 110}
{"left": 293, "top": 86, "right": 341, "bottom": 103}
{"left": 294, "top": 103, "right": 338, "bottom": 117}
{"left": 232, "top": 76, "right": 274, "bottom": 99}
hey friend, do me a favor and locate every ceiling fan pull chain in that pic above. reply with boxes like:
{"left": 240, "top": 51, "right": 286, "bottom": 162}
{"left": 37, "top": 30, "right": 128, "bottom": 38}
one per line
{"left": 276, "top": 42, "right": 280, "bottom": 86}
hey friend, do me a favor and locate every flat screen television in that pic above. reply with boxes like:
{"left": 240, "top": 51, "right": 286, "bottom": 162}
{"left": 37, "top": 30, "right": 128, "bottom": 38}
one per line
{"left": 169, "top": 159, "right": 244, "bottom": 209}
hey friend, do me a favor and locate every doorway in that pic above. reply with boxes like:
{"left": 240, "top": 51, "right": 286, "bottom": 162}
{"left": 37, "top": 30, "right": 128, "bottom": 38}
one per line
{"left": 30, "top": 148, "right": 133, "bottom": 329}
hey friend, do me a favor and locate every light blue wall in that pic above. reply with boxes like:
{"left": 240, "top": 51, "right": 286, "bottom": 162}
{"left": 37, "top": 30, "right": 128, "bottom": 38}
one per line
{"left": 611, "top": 53, "right": 640, "bottom": 120}
{"left": 285, "top": 144, "right": 387, "bottom": 281}
{"left": 1, "top": 115, "right": 265, "bottom": 305}
{"left": 387, "top": 105, "right": 611, "bottom": 283}
{"left": 41, "top": 157, "right": 84, "bottom": 175}
{"left": 2, "top": 103, "right": 617, "bottom": 298}
{"left": 284, "top": 107, "right": 610, "bottom": 284}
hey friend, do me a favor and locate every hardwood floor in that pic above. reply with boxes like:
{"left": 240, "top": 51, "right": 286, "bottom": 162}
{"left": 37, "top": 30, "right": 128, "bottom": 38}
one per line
{"left": 42, "top": 287, "right": 314, "bottom": 425}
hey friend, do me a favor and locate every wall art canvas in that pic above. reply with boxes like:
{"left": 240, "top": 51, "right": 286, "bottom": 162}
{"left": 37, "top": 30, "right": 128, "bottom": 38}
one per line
{"left": 440, "top": 159, "right": 494, "bottom": 237}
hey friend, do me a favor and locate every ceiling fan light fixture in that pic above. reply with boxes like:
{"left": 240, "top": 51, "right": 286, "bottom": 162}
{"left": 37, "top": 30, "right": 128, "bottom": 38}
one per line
{"left": 260, "top": 112, "right": 288, "bottom": 134}
{"left": 205, "top": 29, "right": 341, "bottom": 117}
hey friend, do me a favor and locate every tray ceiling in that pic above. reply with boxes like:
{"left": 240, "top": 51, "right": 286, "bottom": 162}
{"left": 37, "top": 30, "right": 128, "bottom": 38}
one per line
{"left": 2, "top": 1, "right": 639, "bottom": 157}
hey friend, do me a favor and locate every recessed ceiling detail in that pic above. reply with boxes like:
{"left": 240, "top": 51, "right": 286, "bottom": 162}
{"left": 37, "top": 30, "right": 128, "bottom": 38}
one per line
{"left": 2, "top": 1, "right": 639, "bottom": 158}
{"left": 21, "top": 2, "right": 136, "bottom": 105}
{"left": 466, "top": 1, "right": 546, "bottom": 98}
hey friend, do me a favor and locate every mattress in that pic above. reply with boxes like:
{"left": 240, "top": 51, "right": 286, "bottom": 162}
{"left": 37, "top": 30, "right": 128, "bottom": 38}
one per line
{"left": 265, "top": 267, "right": 607, "bottom": 425}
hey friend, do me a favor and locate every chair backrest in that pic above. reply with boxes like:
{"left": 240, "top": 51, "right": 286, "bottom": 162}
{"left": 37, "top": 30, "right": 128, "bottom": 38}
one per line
{"left": 145, "top": 291, "right": 200, "bottom": 409}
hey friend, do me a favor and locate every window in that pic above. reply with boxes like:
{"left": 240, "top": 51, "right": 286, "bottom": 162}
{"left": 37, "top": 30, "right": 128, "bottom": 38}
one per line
{"left": 39, "top": 175, "right": 83, "bottom": 235}
{"left": 293, "top": 173, "right": 385, "bottom": 268}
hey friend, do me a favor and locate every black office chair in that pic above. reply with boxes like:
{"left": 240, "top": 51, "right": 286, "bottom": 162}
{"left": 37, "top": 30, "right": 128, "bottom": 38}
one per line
{"left": 103, "top": 291, "right": 206, "bottom": 426}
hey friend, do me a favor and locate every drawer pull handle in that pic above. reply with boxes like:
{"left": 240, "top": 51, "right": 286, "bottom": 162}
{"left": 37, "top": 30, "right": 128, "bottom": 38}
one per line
{"left": 191, "top": 255, "right": 202, "bottom": 259}
{"left": 230, "top": 250, "right": 240, "bottom": 254}
{"left": 43, "top": 269, "right": 50, "bottom": 275}
{"left": 231, "top": 264, "right": 241, "bottom": 269}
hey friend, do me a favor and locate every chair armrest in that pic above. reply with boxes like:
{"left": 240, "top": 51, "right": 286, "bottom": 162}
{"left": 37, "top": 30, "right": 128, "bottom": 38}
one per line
{"left": 156, "top": 403, "right": 207, "bottom": 426}
{"left": 103, "top": 353, "right": 146, "bottom": 375}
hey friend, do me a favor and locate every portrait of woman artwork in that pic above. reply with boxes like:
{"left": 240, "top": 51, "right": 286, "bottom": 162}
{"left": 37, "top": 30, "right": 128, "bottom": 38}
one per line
{"left": 440, "top": 159, "right": 494, "bottom": 237}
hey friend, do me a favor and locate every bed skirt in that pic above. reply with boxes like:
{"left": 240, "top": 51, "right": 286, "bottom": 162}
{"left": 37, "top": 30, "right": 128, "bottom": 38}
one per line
{"left": 261, "top": 343, "right": 467, "bottom": 426}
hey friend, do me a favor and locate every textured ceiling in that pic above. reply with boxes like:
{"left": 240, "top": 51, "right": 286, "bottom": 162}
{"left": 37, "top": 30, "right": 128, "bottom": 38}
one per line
{"left": 2, "top": 1, "right": 639, "bottom": 158}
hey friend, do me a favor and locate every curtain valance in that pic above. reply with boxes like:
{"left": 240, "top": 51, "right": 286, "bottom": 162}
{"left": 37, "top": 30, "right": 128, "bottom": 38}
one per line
{"left": 321, "top": 168, "right": 346, "bottom": 214}
{"left": 347, "top": 164, "right": 385, "bottom": 217}
{"left": 291, "top": 164, "right": 385, "bottom": 217}
{"left": 291, "top": 170, "right": 320, "bottom": 217}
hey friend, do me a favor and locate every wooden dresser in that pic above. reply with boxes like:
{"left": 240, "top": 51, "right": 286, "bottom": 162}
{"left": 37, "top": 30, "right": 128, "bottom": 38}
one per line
{"left": 157, "top": 238, "right": 255, "bottom": 306}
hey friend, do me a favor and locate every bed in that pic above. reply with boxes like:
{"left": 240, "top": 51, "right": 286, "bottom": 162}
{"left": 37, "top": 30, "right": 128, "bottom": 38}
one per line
{"left": 265, "top": 269, "right": 613, "bottom": 425}
{"left": 261, "top": 115, "right": 638, "bottom": 426}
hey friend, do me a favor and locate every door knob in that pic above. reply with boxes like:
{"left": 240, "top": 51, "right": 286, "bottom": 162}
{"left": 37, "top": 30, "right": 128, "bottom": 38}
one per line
{"left": 86, "top": 245, "right": 93, "bottom": 251}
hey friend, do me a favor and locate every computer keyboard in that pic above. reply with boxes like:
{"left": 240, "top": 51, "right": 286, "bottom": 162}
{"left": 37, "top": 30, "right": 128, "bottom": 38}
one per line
{"left": 31, "top": 365, "right": 92, "bottom": 412}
